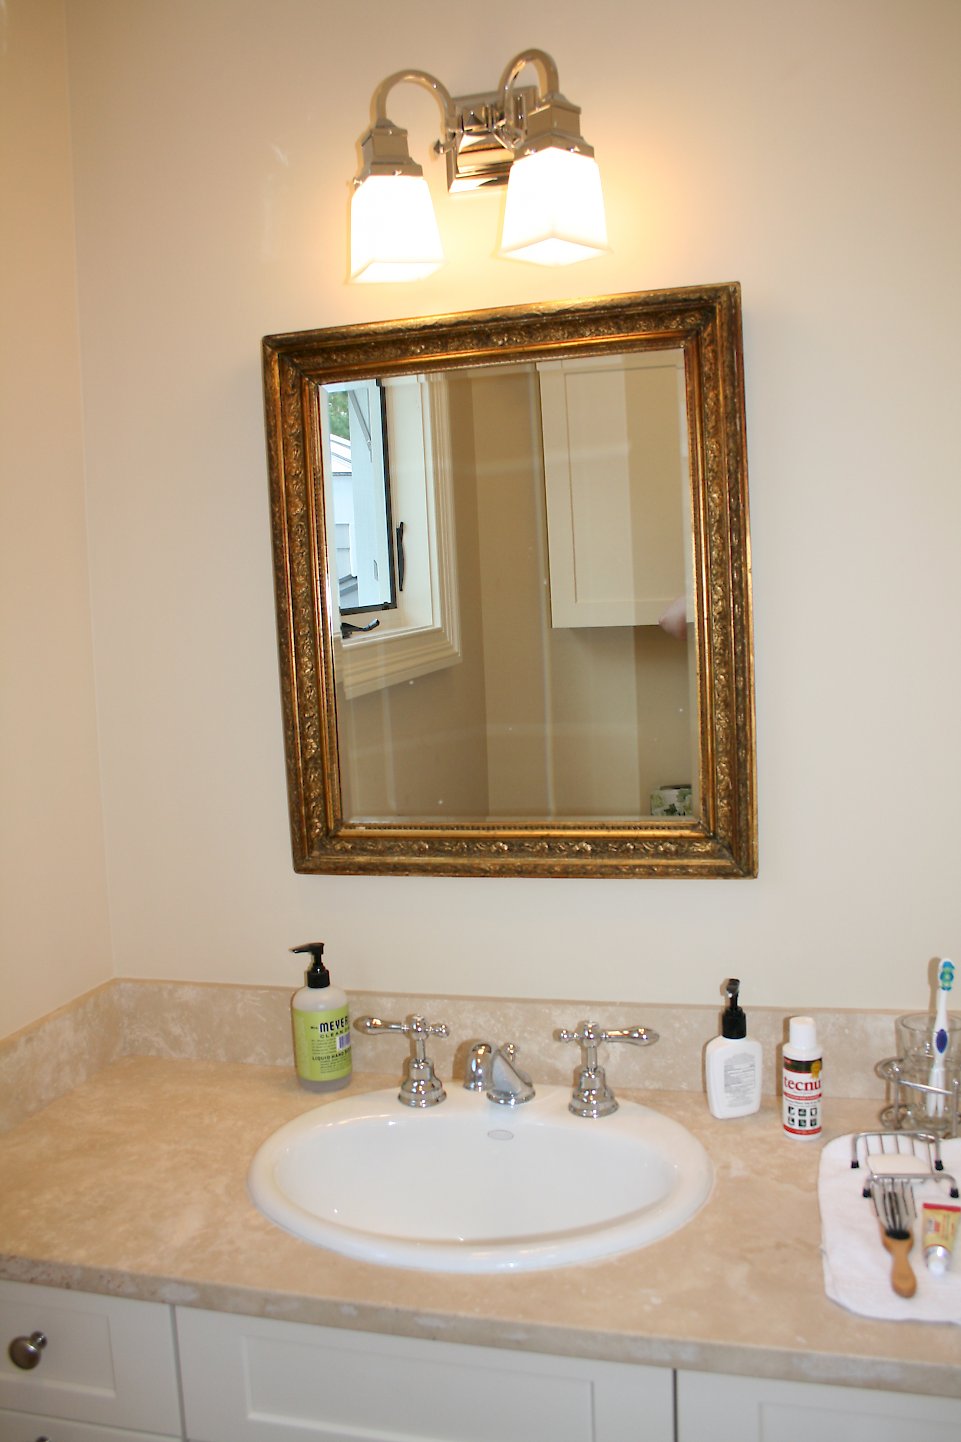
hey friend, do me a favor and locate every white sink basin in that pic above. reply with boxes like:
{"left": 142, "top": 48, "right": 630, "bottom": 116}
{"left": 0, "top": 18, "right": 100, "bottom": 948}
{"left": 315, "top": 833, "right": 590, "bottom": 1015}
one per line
{"left": 248, "top": 1086, "right": 713, "bottom": 1273}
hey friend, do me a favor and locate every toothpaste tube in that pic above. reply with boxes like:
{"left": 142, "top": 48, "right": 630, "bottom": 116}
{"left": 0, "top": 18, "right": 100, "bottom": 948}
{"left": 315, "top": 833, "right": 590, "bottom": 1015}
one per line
{"left": 922, "top": 1200, "right": 960, "bottom": 1276}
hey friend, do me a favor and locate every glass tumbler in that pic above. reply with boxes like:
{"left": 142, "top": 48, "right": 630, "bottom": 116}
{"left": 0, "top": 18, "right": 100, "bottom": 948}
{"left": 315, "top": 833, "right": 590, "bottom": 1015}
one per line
{"left": 895, "top": 1012, "right": 961, "bottom": 1133}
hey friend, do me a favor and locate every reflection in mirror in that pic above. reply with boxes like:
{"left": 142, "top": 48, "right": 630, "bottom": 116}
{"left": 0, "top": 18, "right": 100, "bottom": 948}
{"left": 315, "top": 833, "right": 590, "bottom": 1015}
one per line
{"left": 263, "top": 285, "right": 756, "bottom": 876}
{"left": 320, "top": 379, "right": 395, "bottom": 618}
{"left": 334, "top": 352, "right": 696, "bottom": 825}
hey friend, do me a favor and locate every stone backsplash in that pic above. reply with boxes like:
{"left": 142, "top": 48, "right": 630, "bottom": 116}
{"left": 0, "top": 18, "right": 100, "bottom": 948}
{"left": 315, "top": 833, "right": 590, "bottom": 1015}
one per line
{"left": 1, "top": 977, "right": 899, "bottom": 1132}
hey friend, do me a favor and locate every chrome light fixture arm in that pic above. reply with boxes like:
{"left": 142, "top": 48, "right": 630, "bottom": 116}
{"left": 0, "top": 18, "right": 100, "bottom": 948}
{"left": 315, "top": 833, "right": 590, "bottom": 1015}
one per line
{"left": 497, "top": 48, "right": 560, "bottom": 107}
{"left": 495, "top": 49, "right": 560, "bottom": 149}
{"left": 497, "top": 48, "right": 593, "bottom": 160}
{"left": 356, "top": 71, "right": 455, "bottom": 182}
{"left": 370, "top": 70, "right": 455, "bottom": 131}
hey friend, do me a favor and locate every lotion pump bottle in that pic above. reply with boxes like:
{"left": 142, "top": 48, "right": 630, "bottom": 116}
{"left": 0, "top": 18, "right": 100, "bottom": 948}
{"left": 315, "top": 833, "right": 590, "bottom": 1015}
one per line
{"left": 290, "top": 942, "right": 352, "bottom": 1093}
{"left": 705, "top": 978, "right": 762, "bottom": 1118}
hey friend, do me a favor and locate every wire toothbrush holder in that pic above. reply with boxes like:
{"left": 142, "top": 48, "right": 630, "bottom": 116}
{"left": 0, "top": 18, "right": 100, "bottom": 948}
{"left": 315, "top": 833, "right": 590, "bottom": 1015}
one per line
{"left": 876, "top": 1057, "right": 961, "bottom": 1139}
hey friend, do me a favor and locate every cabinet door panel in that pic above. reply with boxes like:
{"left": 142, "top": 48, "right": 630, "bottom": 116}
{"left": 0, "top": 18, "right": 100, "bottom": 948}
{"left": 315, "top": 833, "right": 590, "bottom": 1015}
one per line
{"left": 0, "top": 1281, "right": 181, "bottom": 1434}
{"left": 676, "top": 1370, "right": 961, "bottom": 1442}
{"left": 0, "top": 1405, "right": 180, "bottom": 1441}
{"left": 177, "top": 1307, "right": 672, "bottom": 1442}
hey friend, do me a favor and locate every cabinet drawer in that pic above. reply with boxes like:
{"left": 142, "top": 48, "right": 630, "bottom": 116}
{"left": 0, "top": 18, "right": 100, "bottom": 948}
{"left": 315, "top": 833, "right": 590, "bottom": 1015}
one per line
{"left": 177, "top": 1307, "right": 673, "bottom": 1442}
{"left": 0, "top": 1281, "right": 181, "bottom": 1434}
{"left": 0, "top": 1405, "right": 180, "bottom": 1441}
{"left": 676, "top": 1369, "right": 961, "bottom": 1442}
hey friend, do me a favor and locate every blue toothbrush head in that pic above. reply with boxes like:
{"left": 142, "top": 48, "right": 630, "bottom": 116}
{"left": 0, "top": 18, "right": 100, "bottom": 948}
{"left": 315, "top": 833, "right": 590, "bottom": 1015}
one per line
{"left": 938, "top": 958, "right": 955, "bottom": 993}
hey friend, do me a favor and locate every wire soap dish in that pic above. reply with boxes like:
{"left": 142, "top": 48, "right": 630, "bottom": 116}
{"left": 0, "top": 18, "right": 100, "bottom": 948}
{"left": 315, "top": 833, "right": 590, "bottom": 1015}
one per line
{"left": 850, "top": 1130, "right": 959, "bottom": 1198}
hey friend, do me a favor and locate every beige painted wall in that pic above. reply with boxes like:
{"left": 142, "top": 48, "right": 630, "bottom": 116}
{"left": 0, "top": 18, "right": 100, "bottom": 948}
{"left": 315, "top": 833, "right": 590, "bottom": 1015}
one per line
{"left": 0, "top": 0, "right": 112, "bottom": 1035}
{"left": 3, "top": 0, "right": 959, "bottom": 1035}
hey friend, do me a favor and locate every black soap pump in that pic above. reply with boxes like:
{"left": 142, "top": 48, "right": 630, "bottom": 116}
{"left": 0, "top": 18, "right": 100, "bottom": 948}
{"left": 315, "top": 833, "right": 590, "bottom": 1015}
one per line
{"left": 704, "top": 977, "right": 762, "bottom": 1117}
{"left": 290, "top": 942, "right": 352, "bottom": 1092}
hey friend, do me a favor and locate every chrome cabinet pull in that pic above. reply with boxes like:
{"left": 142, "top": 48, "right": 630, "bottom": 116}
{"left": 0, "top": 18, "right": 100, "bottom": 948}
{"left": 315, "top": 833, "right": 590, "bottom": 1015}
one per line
{"left": 8, "top": 1330, "right": 47, "bottom": 1369}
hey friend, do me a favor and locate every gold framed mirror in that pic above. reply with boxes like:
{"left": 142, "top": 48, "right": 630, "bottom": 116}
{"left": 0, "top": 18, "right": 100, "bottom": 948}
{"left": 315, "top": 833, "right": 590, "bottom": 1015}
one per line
{"left": 262, "top": 283, "right": 756, "bottom": 877}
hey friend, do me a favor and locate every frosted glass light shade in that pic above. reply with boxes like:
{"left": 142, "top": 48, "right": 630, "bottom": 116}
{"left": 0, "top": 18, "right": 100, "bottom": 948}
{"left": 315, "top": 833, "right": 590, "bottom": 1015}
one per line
{"left": 350, "top": 174, "right": 443, "bottom": 282}
{"left": 499, "top": 147, "right": 609, "bottom": 265}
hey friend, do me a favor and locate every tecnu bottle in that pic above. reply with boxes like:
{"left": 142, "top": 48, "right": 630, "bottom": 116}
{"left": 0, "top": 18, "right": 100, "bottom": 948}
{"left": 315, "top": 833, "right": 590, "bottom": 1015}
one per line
{"left": 782, "top": 1015, "right": 822, "bottom": 1138}
{"left": 290, "top": 942, "right": 352, "bottom": 1092}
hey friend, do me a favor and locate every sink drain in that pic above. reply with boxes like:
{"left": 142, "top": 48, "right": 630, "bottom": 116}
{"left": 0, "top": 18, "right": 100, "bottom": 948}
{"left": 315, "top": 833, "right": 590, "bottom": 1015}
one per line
{"left": 487, "top": 1129, "right": 515, "bottom": 1142}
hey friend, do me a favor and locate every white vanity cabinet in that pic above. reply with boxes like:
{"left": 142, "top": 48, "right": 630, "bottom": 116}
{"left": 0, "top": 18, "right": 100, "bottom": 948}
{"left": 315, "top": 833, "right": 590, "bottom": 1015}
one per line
{"left": 3, "top": 1281, "right": 961, "bottom": 1442}
{"left": 675, "top": 1370, "right": 961, "bottom": 1442}
{"left": 175, "top": 1307, "right": 673, "bottom": 1442}
{"left": 0, "top": 1280, "right": 183, "bottom": 1441}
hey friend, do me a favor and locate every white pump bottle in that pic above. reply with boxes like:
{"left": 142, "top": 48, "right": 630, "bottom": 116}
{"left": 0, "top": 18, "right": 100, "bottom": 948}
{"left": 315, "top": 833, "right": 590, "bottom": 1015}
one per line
{"left": 705, "top": 977, "right": 763, "bottom": 1118}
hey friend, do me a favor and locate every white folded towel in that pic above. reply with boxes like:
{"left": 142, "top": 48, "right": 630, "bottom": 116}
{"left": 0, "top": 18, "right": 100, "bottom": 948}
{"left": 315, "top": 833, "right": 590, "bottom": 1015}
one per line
{"left": 818, "top": 1134, "right": 961, "bottom": 1323}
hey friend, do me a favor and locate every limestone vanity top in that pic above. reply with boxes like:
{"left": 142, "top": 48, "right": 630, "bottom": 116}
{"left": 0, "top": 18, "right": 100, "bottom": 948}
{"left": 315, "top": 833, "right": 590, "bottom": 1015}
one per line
{"left": 0, "top": 1055, "right": 958, "bottom": 1399}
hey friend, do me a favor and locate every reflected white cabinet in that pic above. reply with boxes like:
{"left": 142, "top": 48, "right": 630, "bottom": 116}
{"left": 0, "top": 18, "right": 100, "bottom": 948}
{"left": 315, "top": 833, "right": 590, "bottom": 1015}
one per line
{"left": 0, "top": 1279, "right": 182, "bottom": 1440}
{"left": 175, "top": 1307, "right": 673, "bottom": 1442}
{"left": 676, "top": 1370, "right": 961, "bottom": 1442}
{"left": 538, "top": 351, "right": 690, "bottom": 630}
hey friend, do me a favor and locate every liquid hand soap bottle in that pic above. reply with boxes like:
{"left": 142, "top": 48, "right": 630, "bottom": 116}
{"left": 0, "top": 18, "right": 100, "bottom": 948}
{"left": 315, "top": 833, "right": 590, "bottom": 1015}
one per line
{"left": 290, "top": 942, "right": 352, "bottom": 1093}
{"left": 705, "top": 977, "right": 762, "bottom": 1118}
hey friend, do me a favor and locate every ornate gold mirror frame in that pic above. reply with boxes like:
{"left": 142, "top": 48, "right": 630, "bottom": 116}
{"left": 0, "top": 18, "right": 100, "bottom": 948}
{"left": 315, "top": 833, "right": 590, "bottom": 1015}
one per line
{"left": 262, "top": 283, "right": 756, "bottom": 877}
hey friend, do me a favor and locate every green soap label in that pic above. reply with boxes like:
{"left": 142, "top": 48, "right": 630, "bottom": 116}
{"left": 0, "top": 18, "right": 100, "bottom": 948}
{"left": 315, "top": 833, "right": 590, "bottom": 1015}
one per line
{"left": 293, "top": 1006, "right": 352, "bottom": 1081}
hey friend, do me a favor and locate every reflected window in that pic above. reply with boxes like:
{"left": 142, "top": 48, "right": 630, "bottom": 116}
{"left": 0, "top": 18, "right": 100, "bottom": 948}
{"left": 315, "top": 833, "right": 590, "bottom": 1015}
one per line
{"left": 321, "top": 373, "right": 462, "bottom": 701}
{"left": 323, "top": 379, "right": 396, "bottom": 615}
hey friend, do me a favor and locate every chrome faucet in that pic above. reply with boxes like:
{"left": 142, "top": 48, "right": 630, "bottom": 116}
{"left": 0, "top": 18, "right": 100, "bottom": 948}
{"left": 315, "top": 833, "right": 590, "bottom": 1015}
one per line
{"left": 555, "top": 1019, "right": 659, "bottom": 1117}
{"left": 354, "top": 1013, "right": 449, "bottom": 1107}
{"left": 463, "top": 1040, "right": 535, "bottom": 1105}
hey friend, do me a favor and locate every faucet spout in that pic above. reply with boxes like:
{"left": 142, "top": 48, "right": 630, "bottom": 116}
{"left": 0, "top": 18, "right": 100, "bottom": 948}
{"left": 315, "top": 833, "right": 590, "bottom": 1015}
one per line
{"left": 488, "top": 1043, "right": 535, "bottom": 1105}
{"left": 463, "top": 1040, "right": 535, "bottom": 1105}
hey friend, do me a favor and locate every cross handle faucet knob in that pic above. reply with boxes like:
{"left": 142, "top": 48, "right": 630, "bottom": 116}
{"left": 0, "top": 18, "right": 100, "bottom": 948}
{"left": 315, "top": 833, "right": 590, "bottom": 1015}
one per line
{"left": 554, "top": 1019, "right": 659, "bottom": 1118}
{"left": 354, "top": 1013, "right": 450, "bottom": 1107}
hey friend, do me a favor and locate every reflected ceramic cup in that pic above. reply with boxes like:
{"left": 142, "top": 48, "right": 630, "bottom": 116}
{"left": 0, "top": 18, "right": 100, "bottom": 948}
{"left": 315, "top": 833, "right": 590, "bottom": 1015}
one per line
{"left": 651, "top": 784, "right": 692, "bottom": 817}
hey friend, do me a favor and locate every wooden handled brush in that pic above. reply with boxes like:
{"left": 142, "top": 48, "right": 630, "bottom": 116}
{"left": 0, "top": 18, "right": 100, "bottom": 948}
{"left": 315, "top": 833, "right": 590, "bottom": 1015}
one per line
{"left": 872, "top": 1180, "right": 917, "bottom": 1298}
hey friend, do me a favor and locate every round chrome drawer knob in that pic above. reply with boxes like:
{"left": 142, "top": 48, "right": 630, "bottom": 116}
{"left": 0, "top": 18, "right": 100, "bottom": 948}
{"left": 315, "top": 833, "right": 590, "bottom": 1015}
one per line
{"left": 8, "top": 1330, "right": 47, "bottom": 1369}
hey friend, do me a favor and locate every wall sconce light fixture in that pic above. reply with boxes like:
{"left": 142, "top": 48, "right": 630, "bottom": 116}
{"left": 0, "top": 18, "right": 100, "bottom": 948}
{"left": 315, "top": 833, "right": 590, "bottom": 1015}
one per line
{"left": 349, "top": 49, "right": 609, "bottom": 282}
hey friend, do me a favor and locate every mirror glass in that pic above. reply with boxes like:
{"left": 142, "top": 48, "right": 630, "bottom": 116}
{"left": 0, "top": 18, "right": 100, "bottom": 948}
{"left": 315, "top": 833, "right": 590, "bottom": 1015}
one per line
{"left": 331, "top": 350, "right": 696, "bottom": 824}
{"left": 263, "top": 285, "right": 756, "bottom": 877}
